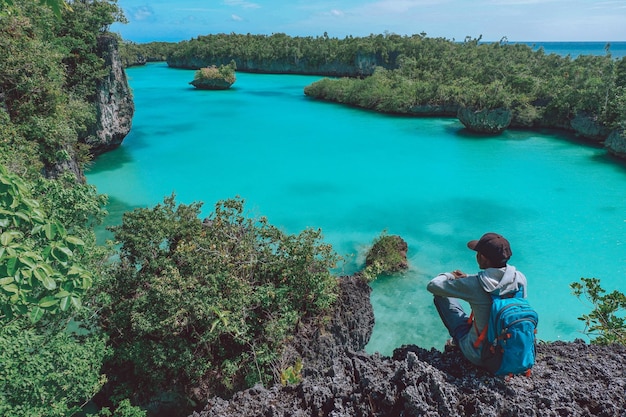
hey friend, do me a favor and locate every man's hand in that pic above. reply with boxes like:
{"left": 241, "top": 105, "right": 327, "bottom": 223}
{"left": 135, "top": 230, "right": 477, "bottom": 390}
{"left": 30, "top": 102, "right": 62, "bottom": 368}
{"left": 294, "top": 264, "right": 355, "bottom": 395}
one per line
{"left": 451, "top": 270, "right": 467, "bottom": 278}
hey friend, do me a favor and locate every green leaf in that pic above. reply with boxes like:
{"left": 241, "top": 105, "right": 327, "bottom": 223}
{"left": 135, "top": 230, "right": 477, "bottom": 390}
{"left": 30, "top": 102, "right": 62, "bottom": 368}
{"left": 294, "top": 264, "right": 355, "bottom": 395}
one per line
{"left": 39, "top": 296, "right": 59, "bottom": 308}
{"left": 51, "top": 245, "right": 73, "bottom": 262}
{"left": 70, "top": 296, "right": 82, "bottom": 309}
{"left": 42, "top": 275, "right": 57, "bottom": 291}
{"left": 59, "top": 296, "right": 70, "bottom": 311}
{"left": 81, "top": 275, "right": 93, "bottom": 289}
{"left": 30, "top": 306, "right": 45, "bottom": 323}
{"left": 2, "top": 283, "right": 19, "bottom": 294}
{"left": 54, "top": 290, "right": 71, "bottom": 298}
{"left": 0, "top": 276, "right": 14, "bottom": 285}
{"left": 65, "top": 235, "right": 85, "bottom": 247}
{"left": 5, "top": 257, "right": 17, "bottom": 276}
{"left": 44, "top": 223, "right": 56, "bottom": 240}
{"left": 33, "top": 266, "right": 56, "bottom": 290}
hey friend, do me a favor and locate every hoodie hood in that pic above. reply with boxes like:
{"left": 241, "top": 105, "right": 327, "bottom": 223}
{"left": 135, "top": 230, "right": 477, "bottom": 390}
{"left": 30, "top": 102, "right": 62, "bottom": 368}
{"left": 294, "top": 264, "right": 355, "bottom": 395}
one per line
{"left": 478, "top": 265, "right": 527, "bottom": 297}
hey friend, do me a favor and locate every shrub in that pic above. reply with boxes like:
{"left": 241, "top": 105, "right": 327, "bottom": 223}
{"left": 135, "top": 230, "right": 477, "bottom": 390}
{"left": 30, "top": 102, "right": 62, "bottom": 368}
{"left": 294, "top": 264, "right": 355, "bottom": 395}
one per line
{"left": 571, "top": 277, "right": 626, "bottom": 345}
{"left": 100, "top": 195, "right": 339, "bottom": 409}
{"left": 0, "top": 319, "right": 108, "bottom": 417}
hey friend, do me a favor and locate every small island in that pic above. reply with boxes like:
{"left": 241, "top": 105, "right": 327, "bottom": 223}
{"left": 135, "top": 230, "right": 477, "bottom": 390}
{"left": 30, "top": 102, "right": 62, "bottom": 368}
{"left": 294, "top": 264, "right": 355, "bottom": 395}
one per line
{"left": 190, "top": 60, "right": 236, "bottom": 90}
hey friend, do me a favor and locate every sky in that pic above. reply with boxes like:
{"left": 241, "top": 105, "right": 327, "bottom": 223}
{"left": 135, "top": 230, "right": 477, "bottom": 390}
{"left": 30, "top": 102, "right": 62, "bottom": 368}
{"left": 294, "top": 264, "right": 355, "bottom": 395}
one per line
{"left": 110, "top": 0, "right": 626, "bottom": 44}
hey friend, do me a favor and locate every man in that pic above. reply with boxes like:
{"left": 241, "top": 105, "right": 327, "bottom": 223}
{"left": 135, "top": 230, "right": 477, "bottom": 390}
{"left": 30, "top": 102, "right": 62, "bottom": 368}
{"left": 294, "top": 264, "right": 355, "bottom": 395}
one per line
{"left": 426, "top": 232, "right": 528, "bottom": 367}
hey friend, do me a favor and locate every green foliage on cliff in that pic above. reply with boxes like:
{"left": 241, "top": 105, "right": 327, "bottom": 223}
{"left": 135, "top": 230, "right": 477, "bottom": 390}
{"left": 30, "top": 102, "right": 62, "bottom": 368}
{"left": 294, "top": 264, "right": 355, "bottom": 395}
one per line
{"left": 164, "top": 33, "right": 625, "bottom": 132}
{"left": 118, "top": 39, "right": 177, "bottom": 67}
{"left": 0, "top": 0, "right": 125, "bottom": 177}
{"left": 305, "top": 38, "right": 626, "bottom": 130}
{"left": 99, "top": 196, "right": 339, "bottom": 406}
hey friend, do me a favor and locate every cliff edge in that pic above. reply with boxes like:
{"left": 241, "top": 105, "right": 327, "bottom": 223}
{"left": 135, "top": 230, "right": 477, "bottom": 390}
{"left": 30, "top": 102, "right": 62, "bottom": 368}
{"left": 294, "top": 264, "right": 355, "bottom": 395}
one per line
{"left": 191, "top": 272, "right": 626, "bottom": 417}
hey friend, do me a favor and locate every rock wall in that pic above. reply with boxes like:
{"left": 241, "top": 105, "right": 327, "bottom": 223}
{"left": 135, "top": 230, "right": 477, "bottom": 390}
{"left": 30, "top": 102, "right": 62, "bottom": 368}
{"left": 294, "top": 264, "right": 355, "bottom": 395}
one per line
{"left": 86, "top": 34, "right": 134, "bottom": 156}
{"left": 457, "top": 107, "right": 513, "bottom": 134}
{"left": 191, "top": 273, "right": 626, "bottom": 417}
{"left": 605, "top": 128, "right": 626, "bottom": 157}
{"left": 167, "top": 53, "right": 379, "bottom": 77}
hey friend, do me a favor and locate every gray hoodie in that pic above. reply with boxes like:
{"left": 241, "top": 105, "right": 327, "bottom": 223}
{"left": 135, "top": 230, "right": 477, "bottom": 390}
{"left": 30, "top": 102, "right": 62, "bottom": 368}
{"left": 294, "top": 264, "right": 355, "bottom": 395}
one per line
{"left": 427, "top": 265, "right": 528, "bottom": 365}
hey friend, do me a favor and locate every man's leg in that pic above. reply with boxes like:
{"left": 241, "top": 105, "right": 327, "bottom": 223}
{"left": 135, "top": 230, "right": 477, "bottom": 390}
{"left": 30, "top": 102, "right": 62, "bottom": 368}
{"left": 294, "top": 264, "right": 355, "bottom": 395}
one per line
{"left": 433, "top": 295, "right": 471, "bottom": 342}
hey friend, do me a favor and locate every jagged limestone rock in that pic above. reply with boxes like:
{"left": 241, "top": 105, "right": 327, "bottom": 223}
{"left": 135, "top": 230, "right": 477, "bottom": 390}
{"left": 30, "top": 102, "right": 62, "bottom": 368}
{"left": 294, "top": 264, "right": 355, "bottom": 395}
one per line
{"left": 605, "top": 128, "right": 626, "bottom": 157}
{"left": 457, "top": 106, "right": 513, "bottom": 134}
{"left": 570, "top": 112, "right": 611, "bottom": 142}
{"left": 86, "top": 33, "right": 134, "bottom": 155}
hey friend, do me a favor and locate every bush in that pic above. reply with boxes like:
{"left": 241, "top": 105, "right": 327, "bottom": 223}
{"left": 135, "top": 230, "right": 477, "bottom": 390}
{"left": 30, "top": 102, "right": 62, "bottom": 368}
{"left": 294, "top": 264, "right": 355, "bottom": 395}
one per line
{"left": 100, "top": 196, "right": 339, "bottom": 409}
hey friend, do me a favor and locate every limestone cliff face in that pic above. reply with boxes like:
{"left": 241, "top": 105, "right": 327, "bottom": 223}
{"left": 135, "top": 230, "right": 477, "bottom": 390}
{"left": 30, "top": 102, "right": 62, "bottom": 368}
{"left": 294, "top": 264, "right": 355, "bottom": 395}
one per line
{"left": 457, "top": 107, "right": 513, "bottom": 134}
{"left": 605, "top": 128, "right": 626, "bottom": 157}
{"left": 167, "top": 53, "right": 379, "bottom": 77}
{"left": 86, "top": 34, "right": 134, "bottom": 156}
{"left": 570, "top": 112, "right": 611, "bottom": 142}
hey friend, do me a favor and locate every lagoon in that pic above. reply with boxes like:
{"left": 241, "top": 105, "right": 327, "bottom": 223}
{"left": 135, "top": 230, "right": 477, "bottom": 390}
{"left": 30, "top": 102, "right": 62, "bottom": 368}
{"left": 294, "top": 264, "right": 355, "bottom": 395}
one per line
{"left": 87, "top": 61, "right": 626, "bottom": 356}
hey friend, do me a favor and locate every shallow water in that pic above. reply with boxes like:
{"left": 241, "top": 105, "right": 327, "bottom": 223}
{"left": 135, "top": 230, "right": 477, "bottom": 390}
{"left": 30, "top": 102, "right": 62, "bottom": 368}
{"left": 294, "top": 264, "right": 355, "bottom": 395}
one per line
{"left": 87, "top": 62, "right": 626, "bottom": 356}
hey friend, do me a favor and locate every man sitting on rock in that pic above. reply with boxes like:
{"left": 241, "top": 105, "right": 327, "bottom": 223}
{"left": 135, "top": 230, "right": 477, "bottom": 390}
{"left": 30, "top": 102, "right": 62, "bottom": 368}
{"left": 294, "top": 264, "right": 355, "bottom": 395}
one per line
{"left": 426, "top": 232, "right": 528, "bottom": 367}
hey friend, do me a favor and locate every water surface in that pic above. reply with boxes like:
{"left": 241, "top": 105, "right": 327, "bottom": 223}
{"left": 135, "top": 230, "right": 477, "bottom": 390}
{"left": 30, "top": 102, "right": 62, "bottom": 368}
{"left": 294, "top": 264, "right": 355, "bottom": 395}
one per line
{"left": 87, "top": 62, "right": 626, "bottom": 355}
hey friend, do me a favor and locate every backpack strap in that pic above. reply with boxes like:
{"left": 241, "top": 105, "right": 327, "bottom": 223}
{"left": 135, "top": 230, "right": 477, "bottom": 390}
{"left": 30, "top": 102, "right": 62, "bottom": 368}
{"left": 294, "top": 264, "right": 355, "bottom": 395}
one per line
{"left": 468, "top": 311, "right": 489, "bottom": 349}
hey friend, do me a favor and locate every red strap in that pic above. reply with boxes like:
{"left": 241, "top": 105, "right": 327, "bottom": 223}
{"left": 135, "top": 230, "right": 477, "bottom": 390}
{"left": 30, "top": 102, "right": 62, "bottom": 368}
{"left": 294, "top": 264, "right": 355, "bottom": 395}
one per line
{"left": 469, "top": 311, "right": 488, "bottom": 349}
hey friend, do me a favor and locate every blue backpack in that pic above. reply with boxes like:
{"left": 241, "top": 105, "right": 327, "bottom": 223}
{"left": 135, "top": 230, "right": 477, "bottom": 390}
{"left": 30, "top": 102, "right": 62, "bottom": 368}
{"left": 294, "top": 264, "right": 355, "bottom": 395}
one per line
{"left": 476, "top": 289, "right": 539, "bottom": 376}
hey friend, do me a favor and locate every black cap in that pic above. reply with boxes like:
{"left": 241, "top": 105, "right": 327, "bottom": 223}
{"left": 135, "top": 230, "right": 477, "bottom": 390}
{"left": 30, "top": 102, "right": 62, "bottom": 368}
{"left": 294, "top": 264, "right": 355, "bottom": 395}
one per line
{"left": 467, "top": 233, "right": 512, "bottom": 266}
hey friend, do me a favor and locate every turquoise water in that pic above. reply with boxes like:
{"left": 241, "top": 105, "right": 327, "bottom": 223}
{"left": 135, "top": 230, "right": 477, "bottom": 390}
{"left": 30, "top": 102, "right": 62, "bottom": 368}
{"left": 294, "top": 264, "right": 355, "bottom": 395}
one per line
{"left": 87, "top": 62, "right": 626, "bottom": 356}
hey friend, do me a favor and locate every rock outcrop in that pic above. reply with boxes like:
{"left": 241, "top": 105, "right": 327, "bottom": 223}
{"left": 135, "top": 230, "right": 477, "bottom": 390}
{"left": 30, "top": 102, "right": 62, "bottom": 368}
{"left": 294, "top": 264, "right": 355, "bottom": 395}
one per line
{"left": 193, "top": 339, "right": 626, "bottom": 417}
{"left": 191, "top": 257, "right": 626, "bottom": 417}
{"left": 86, "top": 34, "right": 134, "bottom": 156}
{"left": 570, "top": 112, "right": 611, "bottom": 142}
{"left": 190, "top": 78, "right": 234, "bottom": 90}
{"left": 168, "top": 53, "right": 380, "bottom": 77}
{"left": 457, "top": 107, "right": 513, "bottom": 134}
{"left": 605, "top": 128, "right": 626, "bottom": 157}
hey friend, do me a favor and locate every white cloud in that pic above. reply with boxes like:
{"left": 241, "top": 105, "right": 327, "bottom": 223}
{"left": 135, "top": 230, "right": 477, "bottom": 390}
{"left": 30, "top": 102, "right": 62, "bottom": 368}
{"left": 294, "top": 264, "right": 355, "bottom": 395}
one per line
{"left": 232, "top": 14, "right": 244, "bottom": 21}
{"left": 131, "top": 6, "right": 153, "bottom": 21}
{"left": 321, "top": 9, "right": 345, "bottom": 17}
{"left": 223, "top": 0, "right": 261, "bottom": 9}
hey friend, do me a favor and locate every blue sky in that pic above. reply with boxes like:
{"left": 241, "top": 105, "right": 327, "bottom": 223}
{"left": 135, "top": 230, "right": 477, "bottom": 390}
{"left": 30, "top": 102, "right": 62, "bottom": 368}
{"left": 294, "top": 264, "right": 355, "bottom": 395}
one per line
{"left": 111, "top": 0, "right": 626, "bottom": 43}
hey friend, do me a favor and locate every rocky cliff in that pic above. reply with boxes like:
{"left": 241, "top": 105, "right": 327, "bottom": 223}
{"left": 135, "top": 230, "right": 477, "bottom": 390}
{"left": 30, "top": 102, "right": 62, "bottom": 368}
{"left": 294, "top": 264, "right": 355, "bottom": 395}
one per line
{"left": 167, "top": 53, "right": 380, "bottom": 77}
{"left": 85, "top": 33, "right": 134, "bottom": 156}
{"left": 191, "top": 274, "right": 626, "bottom": 417}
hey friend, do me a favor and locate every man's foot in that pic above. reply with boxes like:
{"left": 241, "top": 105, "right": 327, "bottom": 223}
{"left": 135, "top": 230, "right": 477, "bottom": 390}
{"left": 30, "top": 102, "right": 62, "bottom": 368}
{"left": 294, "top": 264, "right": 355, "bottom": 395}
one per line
{"left": 444, "top": 338, "right": 458, "bottom": 352}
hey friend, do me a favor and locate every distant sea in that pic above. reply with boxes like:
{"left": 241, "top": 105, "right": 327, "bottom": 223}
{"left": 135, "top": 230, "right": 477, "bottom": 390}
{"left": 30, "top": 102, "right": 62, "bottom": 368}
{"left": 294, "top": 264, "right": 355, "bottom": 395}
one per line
{"left": 513, "top": 41, "right": 626, "bottom": 58}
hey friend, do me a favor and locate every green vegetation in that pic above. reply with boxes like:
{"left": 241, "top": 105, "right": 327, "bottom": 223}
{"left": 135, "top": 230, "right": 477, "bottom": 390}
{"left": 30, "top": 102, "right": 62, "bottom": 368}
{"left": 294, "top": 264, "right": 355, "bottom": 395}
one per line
{"left": 571, "top": 278, "right": 626, "bottom": 345}
{"left": 2, "top": 1, "right": 625, "bottom": 414}
{"left": 118, "top": 40, "right": 177, "bottom": 67}
{"left": 304, "top": 37, "right": 626, "bottom": 131}
{"left": 164, "top": 33, "right": 625, "bottom": 133}
{"left": 0, "top": 0, "right": 125, "bottom": 178}
{"left": 361, "top": 232, "right": 408, "bottom": 282}
{"left": 99, "top": 196, "right": 338, "bottom": 408}
{"left": 191, "top": 60, "right": 237, "bottom": 89}
{"left": 194, "top": 60, "right": 236, "bottom": 83}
